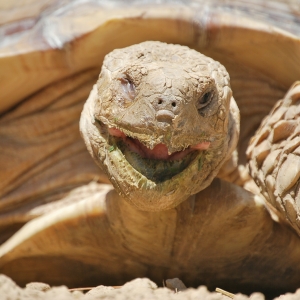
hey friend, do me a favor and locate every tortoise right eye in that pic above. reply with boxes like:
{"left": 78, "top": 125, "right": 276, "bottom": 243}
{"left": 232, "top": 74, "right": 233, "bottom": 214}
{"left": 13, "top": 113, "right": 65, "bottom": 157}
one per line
{"left": 120, "top": 77, "right": 136, "bottom": 100}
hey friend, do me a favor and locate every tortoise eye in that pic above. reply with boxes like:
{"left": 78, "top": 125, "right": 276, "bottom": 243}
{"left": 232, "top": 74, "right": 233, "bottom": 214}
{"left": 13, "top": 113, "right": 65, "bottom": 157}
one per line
{"left": 197, "top": 91, "right": 213, "bottom": 111}
{"left": 120, "top": 77, "right": 136, "bottom": 100}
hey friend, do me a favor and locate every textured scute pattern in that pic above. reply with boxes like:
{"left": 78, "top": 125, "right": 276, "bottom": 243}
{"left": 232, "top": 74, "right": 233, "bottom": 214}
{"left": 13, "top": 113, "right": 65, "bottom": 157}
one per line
{"left": 80, "top": 41, "right": 239, "bottom": 211}
{"left": 247, "top": 82, "right": 300, "bottom": 233}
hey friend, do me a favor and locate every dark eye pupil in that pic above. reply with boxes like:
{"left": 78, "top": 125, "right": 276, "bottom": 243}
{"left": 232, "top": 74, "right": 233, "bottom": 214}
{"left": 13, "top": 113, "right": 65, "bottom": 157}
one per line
{"left": 197, "top": 90, "right": 214, "bottom": 114}
{"left": 200, "top": 92, "right": 211, "bottom": 104}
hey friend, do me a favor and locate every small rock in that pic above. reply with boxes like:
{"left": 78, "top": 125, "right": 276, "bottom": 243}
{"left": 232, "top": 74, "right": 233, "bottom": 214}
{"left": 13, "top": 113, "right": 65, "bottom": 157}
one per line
{"left": 85, "top": 285, "right": 115, "bottom": 298}
{"left": 121, "top": 278, "right": 157, "bottom": 291}
{"left": 72, "top": 290, "right": 84, "bottom": 298}
{"left": 165, "top": 278, "right": 187, "bottom": 292}
{"left": 26, "top": 282, "right": 51, "bottom": 292}
{"left": 250, "top": 292, "right": 265, "bottom": 300}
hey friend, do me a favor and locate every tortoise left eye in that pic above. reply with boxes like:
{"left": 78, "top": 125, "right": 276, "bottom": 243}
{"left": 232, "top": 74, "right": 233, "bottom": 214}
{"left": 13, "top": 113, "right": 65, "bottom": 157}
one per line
{"left": 197, "top": 91, "right": 213, "bottom": 112}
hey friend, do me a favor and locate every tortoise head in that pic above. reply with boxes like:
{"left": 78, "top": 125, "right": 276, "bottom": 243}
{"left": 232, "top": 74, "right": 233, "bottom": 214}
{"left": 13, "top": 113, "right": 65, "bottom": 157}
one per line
{"left": 80, "top": 41, "right": 239, "bottom": 211}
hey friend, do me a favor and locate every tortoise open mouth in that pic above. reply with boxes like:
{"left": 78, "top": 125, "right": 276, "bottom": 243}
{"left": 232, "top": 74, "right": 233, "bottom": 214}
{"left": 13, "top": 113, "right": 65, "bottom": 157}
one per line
{"left": 107, "top": 127, "right": 210, "bottom": 183}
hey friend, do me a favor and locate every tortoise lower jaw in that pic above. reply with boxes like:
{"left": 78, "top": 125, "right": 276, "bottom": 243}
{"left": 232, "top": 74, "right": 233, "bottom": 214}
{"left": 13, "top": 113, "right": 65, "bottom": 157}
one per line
{"left": 116, "top": 139, "right": 199, "bottom": 182}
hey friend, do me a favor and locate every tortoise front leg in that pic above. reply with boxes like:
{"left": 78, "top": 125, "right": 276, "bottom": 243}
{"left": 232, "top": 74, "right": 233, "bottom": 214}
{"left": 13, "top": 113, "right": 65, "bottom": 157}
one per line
{"left": 248, "top": 82, "right": 300, "bottom": 234}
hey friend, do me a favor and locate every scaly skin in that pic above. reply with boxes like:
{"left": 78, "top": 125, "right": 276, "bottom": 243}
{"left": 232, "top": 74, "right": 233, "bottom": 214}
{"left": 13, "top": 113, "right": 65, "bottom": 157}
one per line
{"left": 80, "top": 41, "right": 239, "bottom": 211}
{"left": 248, "top": 82, "right": 300, "bottom": 233}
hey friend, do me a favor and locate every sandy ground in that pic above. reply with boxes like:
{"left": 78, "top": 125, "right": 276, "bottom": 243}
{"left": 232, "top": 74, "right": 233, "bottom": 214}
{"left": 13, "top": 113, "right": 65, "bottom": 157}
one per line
{"left": 2, "top": 274, "right": 300, "bottom": 300}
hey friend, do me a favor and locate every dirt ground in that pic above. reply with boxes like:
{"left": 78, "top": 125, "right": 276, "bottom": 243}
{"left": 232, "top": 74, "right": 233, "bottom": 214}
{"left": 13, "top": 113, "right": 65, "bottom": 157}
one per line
{"left": 1, "top": 274, "right": 300, "bottom": 300}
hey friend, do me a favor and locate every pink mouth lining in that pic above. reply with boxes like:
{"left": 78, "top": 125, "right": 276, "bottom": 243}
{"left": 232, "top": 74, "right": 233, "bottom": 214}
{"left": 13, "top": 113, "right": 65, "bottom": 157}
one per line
{"left": 108, "top": 128, "right": 210, "bottom": 161}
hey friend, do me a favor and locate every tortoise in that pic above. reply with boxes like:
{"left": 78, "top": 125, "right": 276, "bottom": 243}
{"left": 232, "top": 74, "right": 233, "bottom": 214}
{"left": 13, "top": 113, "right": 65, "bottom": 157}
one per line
{"left": 1, "top": 0, "right": 300, "bottom": 298}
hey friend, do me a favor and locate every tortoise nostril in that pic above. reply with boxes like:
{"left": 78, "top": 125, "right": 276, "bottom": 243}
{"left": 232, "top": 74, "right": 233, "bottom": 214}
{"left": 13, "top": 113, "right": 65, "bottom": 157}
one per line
{"left": 155, "top": 98, "right": 178, "bottom": 111}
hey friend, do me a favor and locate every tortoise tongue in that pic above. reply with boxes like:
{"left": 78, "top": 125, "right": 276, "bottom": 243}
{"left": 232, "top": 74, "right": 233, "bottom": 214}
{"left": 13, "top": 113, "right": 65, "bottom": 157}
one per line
{"left": 108, "top": 127, "right": 210, "bottom": 161}
{"left": 138, "top": 143, "right": 173, "bottom": 160}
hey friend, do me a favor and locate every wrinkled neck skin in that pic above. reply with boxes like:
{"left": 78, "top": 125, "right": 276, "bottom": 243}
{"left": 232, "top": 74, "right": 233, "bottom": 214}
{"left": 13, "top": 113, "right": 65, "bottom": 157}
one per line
{"left": 80, "top": 42, "right": 240, "bottom": 211}
{"left": 102, "top": 178, "right": 300, "bottom": 296}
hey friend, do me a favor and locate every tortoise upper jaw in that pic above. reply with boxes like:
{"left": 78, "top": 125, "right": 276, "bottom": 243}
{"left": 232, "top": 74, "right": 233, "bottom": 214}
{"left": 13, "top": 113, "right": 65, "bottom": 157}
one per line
{"left": 108, "top": 127, "right": 210, "bottom": 161}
